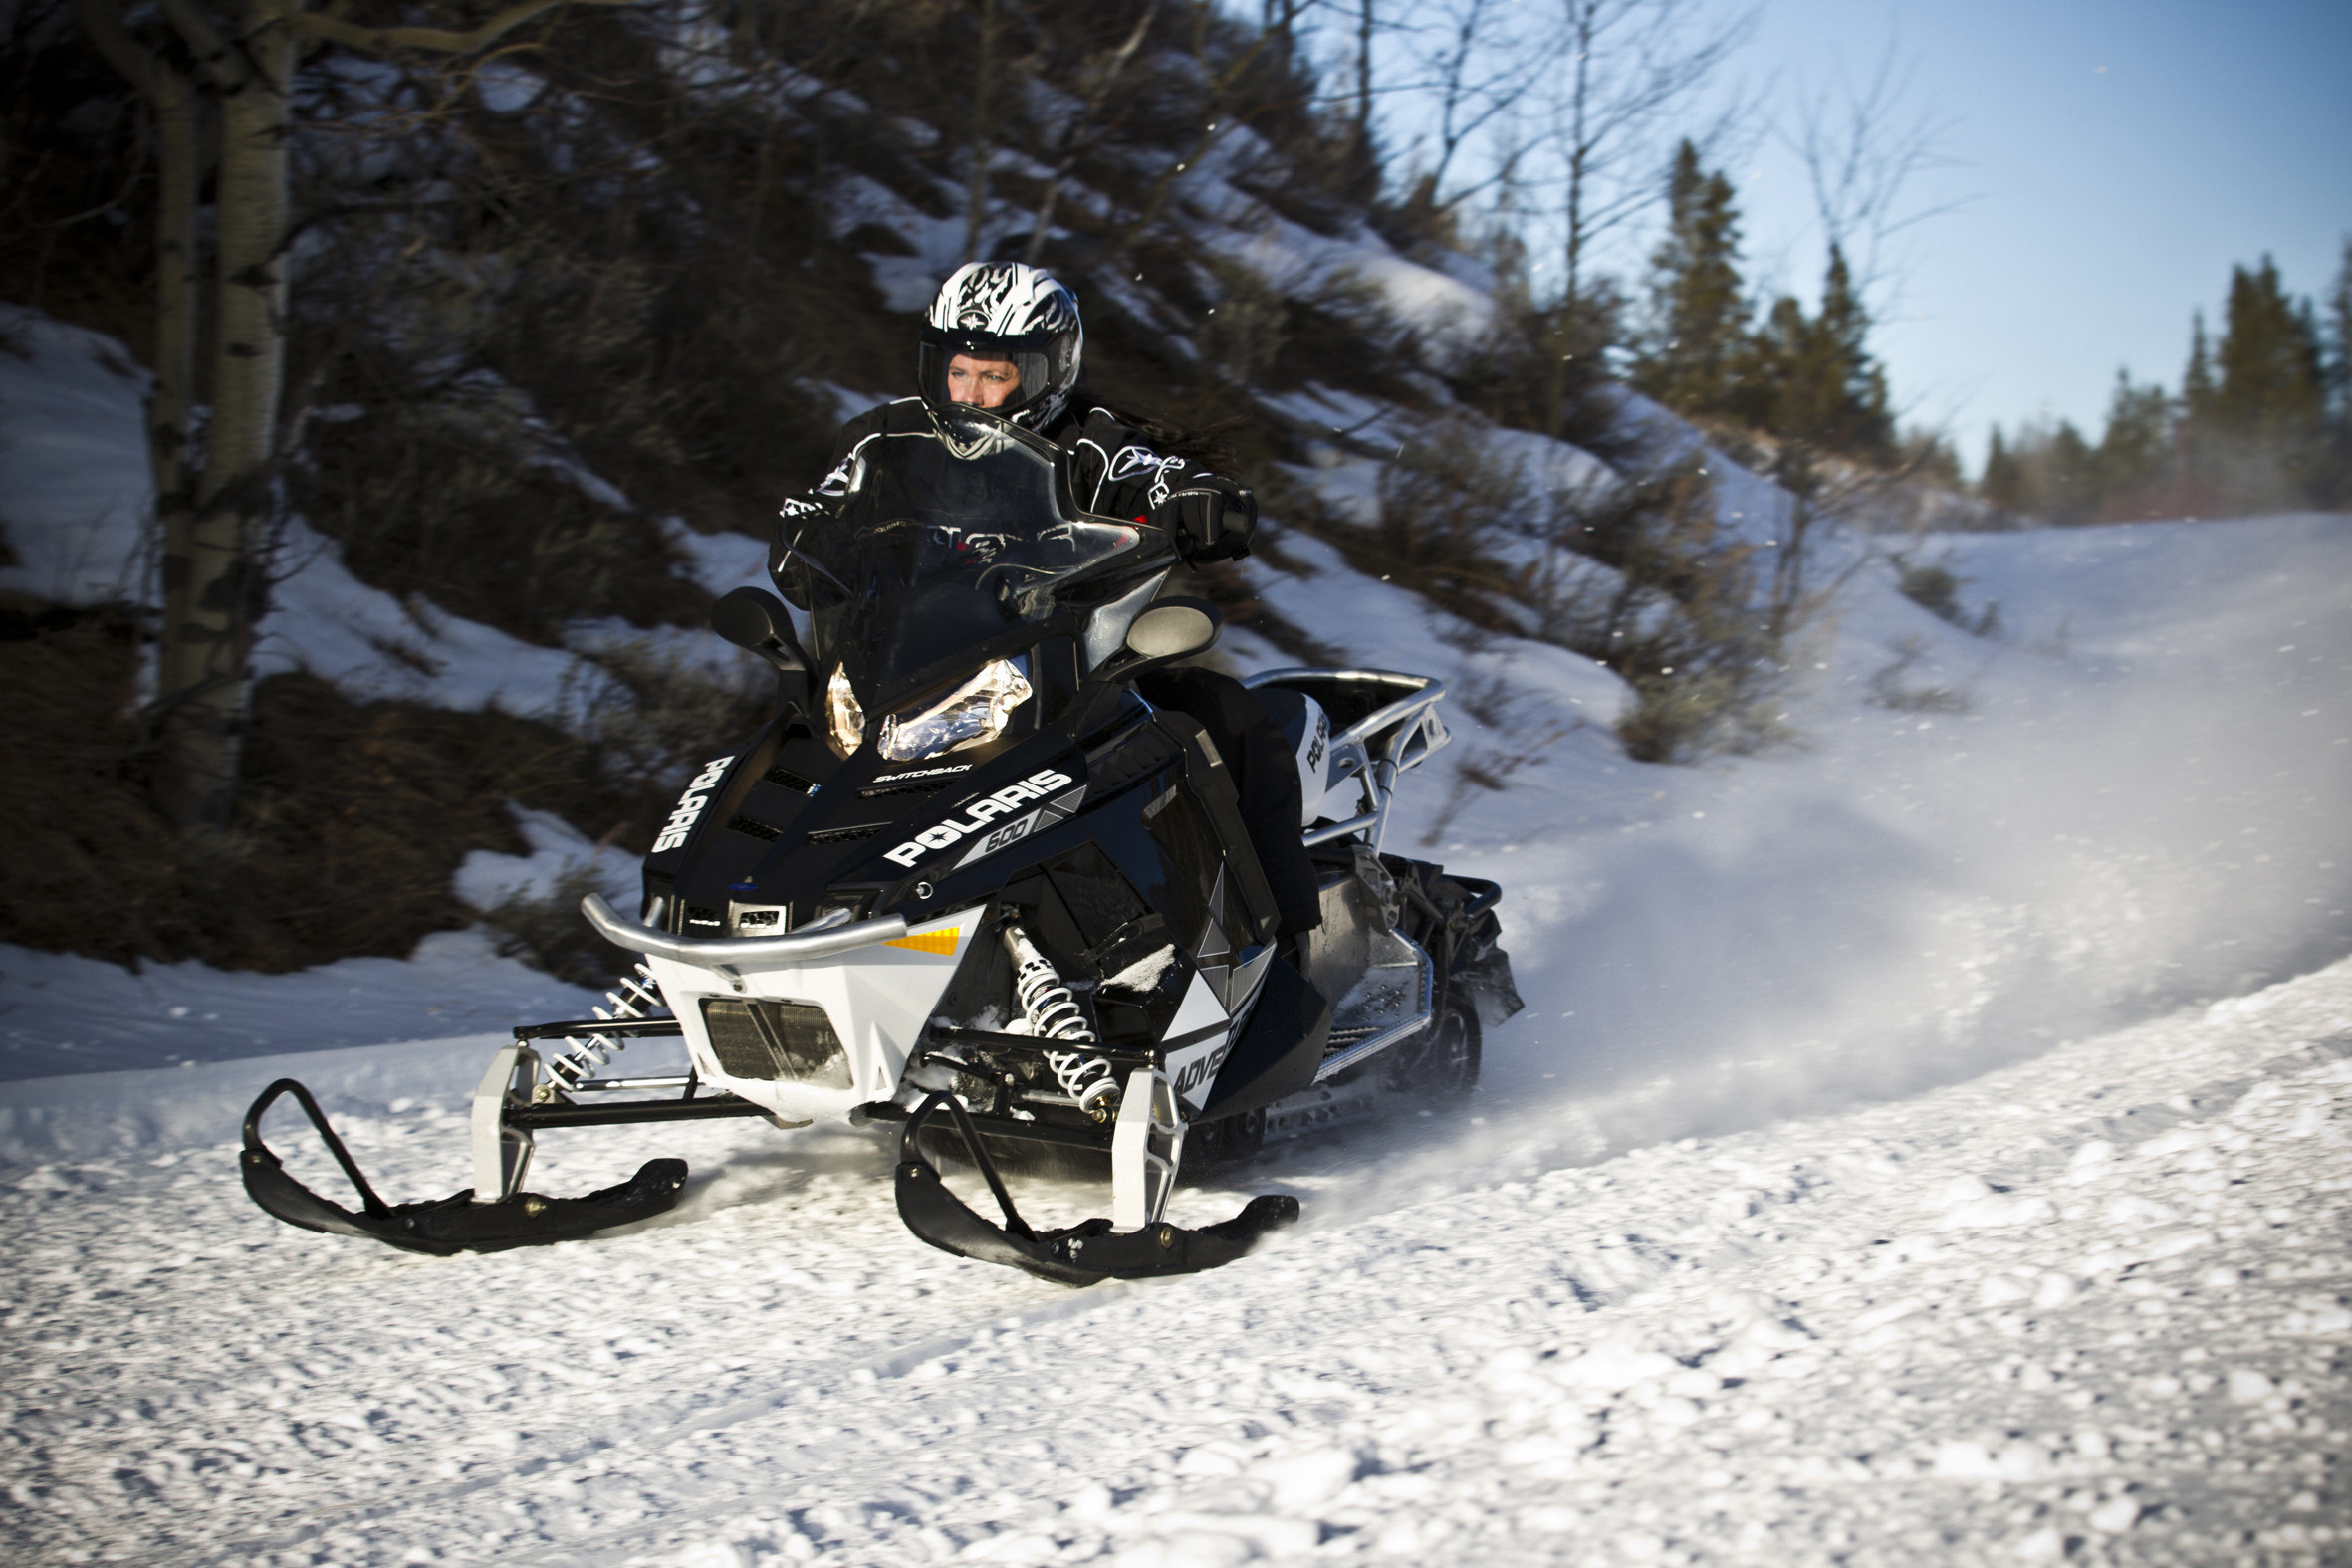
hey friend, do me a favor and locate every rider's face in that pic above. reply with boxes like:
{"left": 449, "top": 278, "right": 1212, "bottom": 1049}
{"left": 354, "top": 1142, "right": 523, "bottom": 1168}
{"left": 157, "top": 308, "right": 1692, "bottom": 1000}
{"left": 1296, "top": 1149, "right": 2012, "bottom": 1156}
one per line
{"left": 947, "top": 354, "right": 1023, "bottom": 408}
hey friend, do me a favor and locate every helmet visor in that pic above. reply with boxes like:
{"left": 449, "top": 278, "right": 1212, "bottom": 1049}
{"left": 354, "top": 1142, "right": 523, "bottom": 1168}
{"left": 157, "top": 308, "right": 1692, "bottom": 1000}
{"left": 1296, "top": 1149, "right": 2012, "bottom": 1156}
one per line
{"left": 917, "top": 323, "right": 1069, "bottom": 420}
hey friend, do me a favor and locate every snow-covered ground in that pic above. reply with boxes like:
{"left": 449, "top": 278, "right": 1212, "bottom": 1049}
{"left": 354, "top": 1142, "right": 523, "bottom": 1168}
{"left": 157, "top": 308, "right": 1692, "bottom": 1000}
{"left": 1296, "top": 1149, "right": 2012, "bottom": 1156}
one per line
{"left": 2, "top": 944, "right": 2348, "bottom": 1566}
{"left": 2, "top": 500, "right": 2346, "bottom": 1564}
{"left": 9, "top": 272, "right": 2352, "bottom": 1565}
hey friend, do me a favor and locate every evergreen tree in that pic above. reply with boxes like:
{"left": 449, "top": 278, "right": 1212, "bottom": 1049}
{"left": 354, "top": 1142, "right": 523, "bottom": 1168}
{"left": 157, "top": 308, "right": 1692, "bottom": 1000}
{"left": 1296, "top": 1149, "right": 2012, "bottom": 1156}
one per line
{"left": 1632, "top": 140, "right": 1748, "bottom": 420}
{"left": 2181, "top": 311, "right": 2218, "bottom": 426}
{"left": 2178, "top": 309, "right": 2222, "bottom": 502}
{"left": 2325, "top": 240, "right": 2352, "bottom": 504}
{"left": 2093, "top": 369, "right": 2172, "bottom": 516}
{"left": 1981, "top": 425, "right": 2024, "bottom": 512}
{"left": 2039, "top": 420, "right": 2099, "bottom": 524}
{"left": 1745, "top": 246, "right": 1892, "bottom": 460}
{"left": 2329, "top": 240, "right": 2352, "bottom": 414}
{"left": 2214, "top": 255, "right": 2326, "bottom": 447}
{"left": 2186, "top": 255, "right": 2326, "bottom": 509}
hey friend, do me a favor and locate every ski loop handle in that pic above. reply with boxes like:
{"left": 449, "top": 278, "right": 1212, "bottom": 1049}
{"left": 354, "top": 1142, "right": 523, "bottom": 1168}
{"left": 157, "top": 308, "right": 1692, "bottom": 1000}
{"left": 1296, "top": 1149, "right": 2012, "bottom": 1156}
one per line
{"left": 244, "top": 1077, "right": 392, "bottom": 1218}
{"left": 910, "top": 1091, "right": 1037, "bottom": 1241}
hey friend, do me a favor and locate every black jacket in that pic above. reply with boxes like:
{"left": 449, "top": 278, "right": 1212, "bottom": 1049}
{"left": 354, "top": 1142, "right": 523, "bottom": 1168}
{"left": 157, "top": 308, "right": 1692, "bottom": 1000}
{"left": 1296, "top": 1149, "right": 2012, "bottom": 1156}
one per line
{"left": 775, "top": 396, "right": 1254, "bottom": 583}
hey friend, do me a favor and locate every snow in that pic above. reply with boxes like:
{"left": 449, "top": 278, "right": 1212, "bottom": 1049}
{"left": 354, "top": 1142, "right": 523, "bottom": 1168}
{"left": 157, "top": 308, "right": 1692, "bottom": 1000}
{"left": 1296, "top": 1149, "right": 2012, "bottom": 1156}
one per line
{"left": 6, "top": 265, "right": 2352, "bottom": 1564}
{"left": 2, "top": 500, "right": 2346, "bottom": 1563}
{"left": 452, "top": 803, "right": 643, "bottom": 918}
{"left": 1, "top": 953, "right": 2346, "bottom": 1563}
{"left": 0, "top": 303, "right": 153, "bottom": 605}
{"left": 0, "top": 930, "right": 603, "bottom": 1084}
{"left": 1177, "top": 130, "right": 1496, "bottom": 356}
{"left": 0, "top": 305, "right": 705, "bottom": 725}
{"left": 259, "top": 515, "right": 609, "bottom": 722}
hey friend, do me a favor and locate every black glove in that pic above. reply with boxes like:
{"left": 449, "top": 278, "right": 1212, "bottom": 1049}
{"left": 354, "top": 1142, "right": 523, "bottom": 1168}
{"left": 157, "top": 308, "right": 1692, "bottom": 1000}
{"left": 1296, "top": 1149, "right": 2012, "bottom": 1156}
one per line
{"left": 1155, "top": 484, "right": 1256, "bottom": 562}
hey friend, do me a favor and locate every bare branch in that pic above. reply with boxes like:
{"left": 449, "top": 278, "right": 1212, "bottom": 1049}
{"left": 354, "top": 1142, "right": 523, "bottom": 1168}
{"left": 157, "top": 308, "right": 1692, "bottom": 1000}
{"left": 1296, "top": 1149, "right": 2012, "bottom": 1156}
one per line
{"left": 1783, "top": 31, "right": 1970, "bottom": 311}
{"left": 157, "top": 0, "right": 248, "bottom": 89}
{"left": 286, "top": 0, "right": 639, "bottom": 58}
{"left": 74, "top": 0, "right": 157, "bottom": 97}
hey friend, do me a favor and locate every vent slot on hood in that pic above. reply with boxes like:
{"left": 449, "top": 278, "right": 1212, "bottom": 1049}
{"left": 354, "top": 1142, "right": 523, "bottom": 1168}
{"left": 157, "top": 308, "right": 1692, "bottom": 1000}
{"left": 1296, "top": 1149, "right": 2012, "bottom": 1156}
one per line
{"left": 764, "top": 764, "right": 819, "bottom": 793}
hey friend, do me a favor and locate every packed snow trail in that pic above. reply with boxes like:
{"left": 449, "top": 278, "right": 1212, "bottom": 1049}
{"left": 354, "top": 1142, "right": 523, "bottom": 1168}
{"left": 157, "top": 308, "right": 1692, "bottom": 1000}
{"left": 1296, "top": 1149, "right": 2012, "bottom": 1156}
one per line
{"left": 1, "top": 500, "right": 2346, "bottom": 1565}
{"left": 3, "top": 960, "right": 2348, "bottom": 1565}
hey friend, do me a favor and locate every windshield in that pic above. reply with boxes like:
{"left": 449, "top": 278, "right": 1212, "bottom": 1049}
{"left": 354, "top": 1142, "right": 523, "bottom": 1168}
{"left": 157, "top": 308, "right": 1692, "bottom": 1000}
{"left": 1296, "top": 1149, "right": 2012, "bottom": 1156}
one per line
{"left": 785, "top": 410, "right": 1165, "bottom": 708}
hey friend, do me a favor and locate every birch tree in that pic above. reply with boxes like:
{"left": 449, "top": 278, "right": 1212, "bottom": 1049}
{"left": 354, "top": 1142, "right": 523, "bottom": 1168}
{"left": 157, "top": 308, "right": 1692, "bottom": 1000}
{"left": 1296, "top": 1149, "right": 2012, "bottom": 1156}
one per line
{"left": 78, "top": 0, "right": 633, "bottom": 829}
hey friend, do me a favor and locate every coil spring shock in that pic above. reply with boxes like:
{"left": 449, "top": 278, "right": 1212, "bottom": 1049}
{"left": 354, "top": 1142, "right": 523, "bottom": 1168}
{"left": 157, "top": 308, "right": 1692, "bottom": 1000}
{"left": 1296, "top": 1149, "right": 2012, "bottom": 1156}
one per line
{"left": 1001, "top": 923, "right": 1119, "bottom": 1121}
{"left": 537, "top": 964, "right": 666, "bottom": 1100}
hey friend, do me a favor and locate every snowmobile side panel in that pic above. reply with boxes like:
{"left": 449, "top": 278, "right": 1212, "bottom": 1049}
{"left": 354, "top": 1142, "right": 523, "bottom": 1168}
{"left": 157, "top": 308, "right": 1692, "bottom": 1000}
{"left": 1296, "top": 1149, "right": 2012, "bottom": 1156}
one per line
{"left": 241, "top": 1079, "right": 687, "bottom": 1256}
{"left": 1195, "top": 954, "right": 1329, "bottom": 1122}
{"left": 893, "top": 1093, "right": 1298, "bottom": 1286}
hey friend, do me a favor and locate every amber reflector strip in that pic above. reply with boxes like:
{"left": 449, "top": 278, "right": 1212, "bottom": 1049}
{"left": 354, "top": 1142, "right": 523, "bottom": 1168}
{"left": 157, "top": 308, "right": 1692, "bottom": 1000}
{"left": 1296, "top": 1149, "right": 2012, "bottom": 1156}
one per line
{"left": 885, "top": 930, "right": 960, "bottom": 955}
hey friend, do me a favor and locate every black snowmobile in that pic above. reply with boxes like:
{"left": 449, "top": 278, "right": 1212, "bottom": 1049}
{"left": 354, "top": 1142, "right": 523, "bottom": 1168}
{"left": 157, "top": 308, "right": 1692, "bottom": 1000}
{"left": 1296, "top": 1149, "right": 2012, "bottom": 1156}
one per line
{"left": 242, "top": 405, "right": 1522, "bottom": 1284}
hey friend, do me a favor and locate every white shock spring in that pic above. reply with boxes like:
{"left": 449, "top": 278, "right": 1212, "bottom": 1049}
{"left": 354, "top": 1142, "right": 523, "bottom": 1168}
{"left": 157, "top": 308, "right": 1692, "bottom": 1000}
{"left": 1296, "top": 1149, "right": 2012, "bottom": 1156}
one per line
{"left": 1001, "top": 923, "right": 1119, "bottom": 1120}
{"left": 540, "top": 964, "right": 666, "bottom": 1097}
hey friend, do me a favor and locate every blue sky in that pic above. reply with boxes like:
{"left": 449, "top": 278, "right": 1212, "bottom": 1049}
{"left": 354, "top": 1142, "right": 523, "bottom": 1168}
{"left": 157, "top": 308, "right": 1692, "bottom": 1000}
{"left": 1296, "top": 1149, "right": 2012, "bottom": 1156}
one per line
{"left": 1710, "top": 0, "right": 2351, "bottom": 468}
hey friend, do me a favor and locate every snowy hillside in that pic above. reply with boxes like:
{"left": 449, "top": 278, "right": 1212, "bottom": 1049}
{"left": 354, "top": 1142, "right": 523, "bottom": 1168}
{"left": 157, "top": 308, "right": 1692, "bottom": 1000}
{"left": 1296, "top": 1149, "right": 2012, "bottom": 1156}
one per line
{"left": 3, "top": 479, "right": 2347, "bottom": 1562}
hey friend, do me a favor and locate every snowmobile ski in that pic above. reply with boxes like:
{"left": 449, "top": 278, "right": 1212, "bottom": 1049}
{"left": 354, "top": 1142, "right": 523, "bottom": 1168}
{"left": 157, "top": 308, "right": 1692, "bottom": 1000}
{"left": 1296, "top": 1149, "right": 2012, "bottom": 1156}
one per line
{"left": 240, "top": 1076, "right": 691, "bottom": 1256}
{"left": 894, "top": 1089, "right": 1300, "bottom": 1286}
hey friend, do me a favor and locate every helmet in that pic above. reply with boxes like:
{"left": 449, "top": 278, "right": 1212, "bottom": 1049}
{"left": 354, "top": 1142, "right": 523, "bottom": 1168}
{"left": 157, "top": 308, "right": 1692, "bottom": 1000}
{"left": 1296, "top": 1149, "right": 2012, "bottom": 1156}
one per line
{"left": 917, "top": 262, "right": 1083, "bottom": 430}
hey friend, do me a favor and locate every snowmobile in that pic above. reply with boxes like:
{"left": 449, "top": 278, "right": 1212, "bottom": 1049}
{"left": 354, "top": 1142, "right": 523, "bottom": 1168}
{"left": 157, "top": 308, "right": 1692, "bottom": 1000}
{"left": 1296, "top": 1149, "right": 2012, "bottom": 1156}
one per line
{"left": 241, "top": 404, "right": 1522, "bottom": 1285}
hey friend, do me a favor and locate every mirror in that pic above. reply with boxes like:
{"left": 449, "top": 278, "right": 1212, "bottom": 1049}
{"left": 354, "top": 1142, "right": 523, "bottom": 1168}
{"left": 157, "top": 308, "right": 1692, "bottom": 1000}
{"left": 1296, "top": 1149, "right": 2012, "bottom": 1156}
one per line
{"left": 710, "top": 586, "right": 809, "bottom": 672}
{"left": 1124, "top": 600, "right": 1219, "bottom": 660}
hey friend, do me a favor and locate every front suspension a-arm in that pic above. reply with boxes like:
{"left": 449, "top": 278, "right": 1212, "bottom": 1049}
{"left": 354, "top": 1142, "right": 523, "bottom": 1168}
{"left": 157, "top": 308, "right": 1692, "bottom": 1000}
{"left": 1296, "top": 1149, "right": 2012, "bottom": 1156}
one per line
{"left": 892, "top": 1091, "right": 1298, "bottom": 1286}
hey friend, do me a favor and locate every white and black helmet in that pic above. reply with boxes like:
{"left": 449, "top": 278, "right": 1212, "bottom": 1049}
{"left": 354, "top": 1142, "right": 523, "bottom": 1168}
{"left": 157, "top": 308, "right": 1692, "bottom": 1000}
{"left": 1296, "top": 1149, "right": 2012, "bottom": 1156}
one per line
{"left": 918, "top": 262, "right": 1083, "bottom": 430}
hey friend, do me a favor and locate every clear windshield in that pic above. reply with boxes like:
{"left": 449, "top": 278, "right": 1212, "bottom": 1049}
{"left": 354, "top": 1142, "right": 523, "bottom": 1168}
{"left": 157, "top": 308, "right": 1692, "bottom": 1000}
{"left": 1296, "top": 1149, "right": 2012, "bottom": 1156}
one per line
{"left": 785, "top": 410, "right": 1166, "bottom": 708}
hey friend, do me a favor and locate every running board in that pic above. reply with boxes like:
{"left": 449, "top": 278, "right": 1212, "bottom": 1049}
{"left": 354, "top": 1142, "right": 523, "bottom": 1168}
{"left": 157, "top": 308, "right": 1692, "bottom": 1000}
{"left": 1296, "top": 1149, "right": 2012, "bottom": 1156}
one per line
{"left": 893, "top": 1092, "right": 1297, "bottom": 1286}
{"left": 240, "top": 1078, "right": 688, "bottom": 1257}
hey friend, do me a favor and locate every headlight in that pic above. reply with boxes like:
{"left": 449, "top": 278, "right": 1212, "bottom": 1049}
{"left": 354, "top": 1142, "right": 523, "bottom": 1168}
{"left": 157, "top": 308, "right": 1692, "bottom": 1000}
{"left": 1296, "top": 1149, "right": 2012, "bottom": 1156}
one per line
{"left": 878, "top": 657, "right": 1033, "bottom": 763}
{"left": 825, "top": 665, "right": 865, "bottom": 756}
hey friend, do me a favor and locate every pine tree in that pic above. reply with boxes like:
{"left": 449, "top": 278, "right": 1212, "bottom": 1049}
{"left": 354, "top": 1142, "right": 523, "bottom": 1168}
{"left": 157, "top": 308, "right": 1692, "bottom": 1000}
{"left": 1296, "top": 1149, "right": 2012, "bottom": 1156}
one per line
{"left": 2214, "top": 256, "right": 2325, "bottom": 444}
{"left": 2178, "top": 310, "right": 2222, "bottom": 503}
{"left": 2093, "top": 369, "right": 2172, "bottom": 517}
{"left": 1981, "top": 425, "right": 2024, "bottom": 512}
{"left": 2181, "top": 312, "right": 2218, "bottom": 424}
{"left": 2204, "top": 255, "right": 2326, "bottom": 508}
{"left": 1814, "top": 246, "right": 1892, "bottom": 456}
{"left": 2324, "top": 239, "right": 2352, "bottom": 504}
{"left": 1745, "top": 245, "right": 1892, "bottom": 460}
{"left": 2329, "top": 240, "right": 2352, "bottom": 414}
{"left": 1632, "top": 140, "right": 1748, "bottom": 420}
{"left": 2040, "top": 420, "right": 2099, "bottom": 524}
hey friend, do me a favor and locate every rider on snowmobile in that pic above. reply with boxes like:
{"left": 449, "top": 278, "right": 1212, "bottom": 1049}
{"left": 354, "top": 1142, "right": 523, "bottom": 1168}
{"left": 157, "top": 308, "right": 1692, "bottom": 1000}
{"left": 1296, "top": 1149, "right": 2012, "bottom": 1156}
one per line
{"left": 775, "top": 261, "right": 1256, "bottom": 563}
{"left": 773, "top": 261, "right": 1319, "bottom": 937}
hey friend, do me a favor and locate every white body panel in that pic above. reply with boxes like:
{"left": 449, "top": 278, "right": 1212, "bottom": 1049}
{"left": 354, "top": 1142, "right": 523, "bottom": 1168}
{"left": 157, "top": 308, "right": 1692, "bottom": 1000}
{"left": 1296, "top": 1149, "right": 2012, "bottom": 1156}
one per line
{"left": 647, "top": 908, "right": 982, "bottom": 1124}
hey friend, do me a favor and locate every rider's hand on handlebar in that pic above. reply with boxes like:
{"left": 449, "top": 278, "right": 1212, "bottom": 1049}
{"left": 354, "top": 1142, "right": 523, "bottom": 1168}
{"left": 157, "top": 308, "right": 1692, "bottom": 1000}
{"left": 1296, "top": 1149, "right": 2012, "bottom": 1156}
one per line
{"left": 1154, "top": 485, "right": 1257, "bottom": 562}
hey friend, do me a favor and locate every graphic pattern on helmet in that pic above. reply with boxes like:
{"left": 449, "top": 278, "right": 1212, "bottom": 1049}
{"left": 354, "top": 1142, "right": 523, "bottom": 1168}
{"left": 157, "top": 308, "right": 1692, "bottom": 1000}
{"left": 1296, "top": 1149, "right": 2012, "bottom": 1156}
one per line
{"left": 928, "top": 261, "right": 1081, "bottom": 336}
{"left": 918, "top": 262, "right": 1084, "bottom": 430}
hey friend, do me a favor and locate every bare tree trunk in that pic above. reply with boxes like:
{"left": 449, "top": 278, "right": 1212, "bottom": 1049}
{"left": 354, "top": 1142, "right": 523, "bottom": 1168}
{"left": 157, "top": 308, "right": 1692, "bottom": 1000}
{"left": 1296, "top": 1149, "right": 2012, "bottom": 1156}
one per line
{"left": 87, "top": 0, "right": 636, "bottom": 828}
{"left": 75, "top": 0, "right": 202, "bottom": 598}
{"left": 148, "top": 67, "right": 201, "bottom": 564}
{"left": 963, "top": 0, "right": 998, "bottom": 265}
{"left": 161, "top": 0, "right": 295, "bottom": 827}
{"left": 1023, "top": 1, "right": 1157, "bottom": 268}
